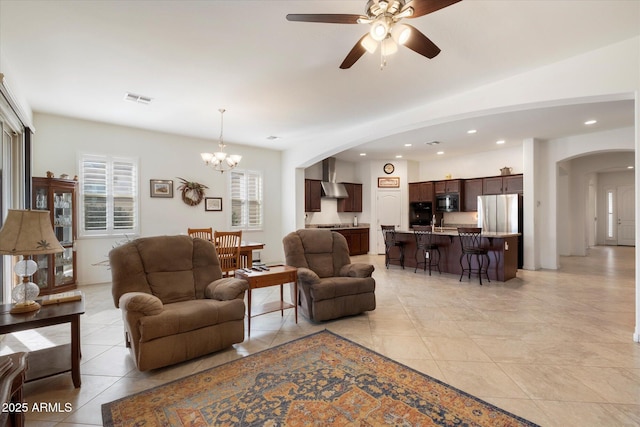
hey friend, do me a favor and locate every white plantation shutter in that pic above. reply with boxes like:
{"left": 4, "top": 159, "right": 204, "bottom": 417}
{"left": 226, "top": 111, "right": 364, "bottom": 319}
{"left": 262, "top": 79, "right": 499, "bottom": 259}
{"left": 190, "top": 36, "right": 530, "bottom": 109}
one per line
{"left": 80, "top": 154, "right": 138, "bottom": 236}
{"left": 81, "top": 158, "right": 108, "bottom": 231}
{"left": 230, "top": 169, "right": 262, "bottom": 229}
{"left": 113, "top": 160, "right": 137, "bottom": 230}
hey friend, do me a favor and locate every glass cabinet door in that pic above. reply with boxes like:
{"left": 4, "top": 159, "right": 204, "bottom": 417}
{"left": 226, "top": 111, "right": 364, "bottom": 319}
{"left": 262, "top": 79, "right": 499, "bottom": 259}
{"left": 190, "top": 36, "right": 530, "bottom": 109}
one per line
{"left": 54, "top": 248, "right": 74, "bottom": 286}
{"left": 53, "top": 190, "right": 74, "bottom": 245}
{"left": 33, "top": 254, "right": 50, "bottom": 292}
{"left": 33, "top": 185, "right": 49, "bottom": 211}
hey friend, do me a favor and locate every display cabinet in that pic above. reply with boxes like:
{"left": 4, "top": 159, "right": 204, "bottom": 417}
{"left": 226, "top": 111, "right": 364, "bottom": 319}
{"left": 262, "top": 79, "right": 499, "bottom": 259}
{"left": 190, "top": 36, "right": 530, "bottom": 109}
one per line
{"left": 31, "top": 177, "right": 78, "bottom": 295}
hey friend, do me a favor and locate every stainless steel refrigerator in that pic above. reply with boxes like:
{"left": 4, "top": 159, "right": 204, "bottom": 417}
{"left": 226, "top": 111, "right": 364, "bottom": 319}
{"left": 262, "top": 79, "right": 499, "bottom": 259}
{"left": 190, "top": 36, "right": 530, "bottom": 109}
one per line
{"left": 477, "top": 194, "right": 523, "bottom": 267}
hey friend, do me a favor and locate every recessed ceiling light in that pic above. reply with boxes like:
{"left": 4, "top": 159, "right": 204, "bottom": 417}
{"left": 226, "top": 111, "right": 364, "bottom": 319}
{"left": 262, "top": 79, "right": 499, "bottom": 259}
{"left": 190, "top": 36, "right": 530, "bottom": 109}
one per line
{"left": 627, "top": 165, "right": 634, "bottom": 169}
{"left": 359, "top": 153, "right": 367, "bottom": 156}
{"left": 395, "top": 155, "right": 403, "bottom": 159}
{"left": 496, "top": 140, "right": 505, "bottom": 145}
{"left": 437, "top": 151, "right": 444, "bottom": 155}
{"left": 467, "top": 129, "right": 477, "bottom": 134}
{"left": 584, "top": 119, "right": 597, "bottom": 125}
{"left": 404, "top": 143, "right": 412, "bottom": 147}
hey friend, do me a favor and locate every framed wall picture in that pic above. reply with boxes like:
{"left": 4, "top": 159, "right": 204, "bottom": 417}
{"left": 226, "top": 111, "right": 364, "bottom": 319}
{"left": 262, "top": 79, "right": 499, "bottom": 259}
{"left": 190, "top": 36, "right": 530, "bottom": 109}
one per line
{"left": 378, "top": 176, "right": 400, "bottom": 188}
{"left": 205, "top": 197, "right": 222, "bottom": 212}
{"left": 150, "top": 179, "right": 173, "bottom": 198}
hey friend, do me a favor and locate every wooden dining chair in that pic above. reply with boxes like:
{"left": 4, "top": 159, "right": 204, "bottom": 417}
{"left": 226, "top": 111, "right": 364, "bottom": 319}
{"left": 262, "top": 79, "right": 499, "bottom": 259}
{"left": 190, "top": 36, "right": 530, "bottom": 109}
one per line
{"left": 213, "top": 230, "right": 242, "bottom": 277}
{"left": 187, "top": 227, "right": 213, "bottom": 240}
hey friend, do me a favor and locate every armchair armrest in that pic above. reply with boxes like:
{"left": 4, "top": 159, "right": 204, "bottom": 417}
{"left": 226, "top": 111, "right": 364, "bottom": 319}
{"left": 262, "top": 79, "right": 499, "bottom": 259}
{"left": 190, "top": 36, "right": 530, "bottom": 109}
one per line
{"left": 119, "top": 292, "right": 163, "bottom": 316}
{"left": 339, "top": 263, "right": 375, "bottom": 278}
{"left": 205, "top": 277, "right": 248, "bottom": 301}
{"left": 296, "top": 267, "right": 321, "bottom": 286}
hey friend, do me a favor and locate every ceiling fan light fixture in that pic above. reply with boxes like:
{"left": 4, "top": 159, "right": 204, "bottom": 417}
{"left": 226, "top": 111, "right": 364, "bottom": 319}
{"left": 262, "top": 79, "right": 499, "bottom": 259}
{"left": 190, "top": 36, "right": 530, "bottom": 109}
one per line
{"left": 381, "top": 37, "right": 398, "bottom": 56}
{"left": 392, "top": 23, "right": 411, "bottom": 45}
{"left": 361, "top": 34, "right": 378, "bottom": 53}
{"left": 370, "top": 18, "right": 390, "bottom": 41}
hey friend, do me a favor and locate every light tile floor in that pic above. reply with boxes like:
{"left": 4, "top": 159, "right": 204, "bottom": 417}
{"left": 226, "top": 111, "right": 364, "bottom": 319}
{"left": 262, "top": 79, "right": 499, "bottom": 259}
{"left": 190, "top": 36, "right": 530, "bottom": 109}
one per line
{"left": 1, "top": 246, "right": 638, "bottom": 426}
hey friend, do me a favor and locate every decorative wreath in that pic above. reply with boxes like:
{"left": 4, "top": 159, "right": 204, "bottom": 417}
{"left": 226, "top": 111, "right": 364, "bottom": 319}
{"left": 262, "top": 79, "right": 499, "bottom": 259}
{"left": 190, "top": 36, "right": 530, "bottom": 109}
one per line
{"left": 177, "top": 177, "right": 209, "bottom": 206}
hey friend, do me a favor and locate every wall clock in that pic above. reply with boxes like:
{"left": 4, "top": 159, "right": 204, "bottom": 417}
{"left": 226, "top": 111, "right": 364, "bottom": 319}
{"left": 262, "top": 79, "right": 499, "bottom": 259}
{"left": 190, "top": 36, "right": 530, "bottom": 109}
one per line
{"left": 383, "top": 163, "right": 395, "bottom": 174}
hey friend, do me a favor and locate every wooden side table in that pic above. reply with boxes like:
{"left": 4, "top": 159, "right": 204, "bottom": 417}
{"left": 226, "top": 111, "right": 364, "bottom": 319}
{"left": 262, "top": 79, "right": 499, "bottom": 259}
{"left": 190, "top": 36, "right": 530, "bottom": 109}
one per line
{"left": 235, "top": 265, "right": 297, "bottom": 337}
{"left": 0, "top": 296, "right": 84, "bottom": 388}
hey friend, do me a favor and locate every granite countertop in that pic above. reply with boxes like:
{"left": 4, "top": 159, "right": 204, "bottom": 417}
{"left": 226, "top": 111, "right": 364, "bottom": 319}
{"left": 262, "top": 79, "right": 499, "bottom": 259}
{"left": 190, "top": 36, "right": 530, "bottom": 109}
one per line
{"left": 400, "top": 228, "right": 520, "bottom": 238}
{"left": 306, "top": 224, "right": 370, "bottom": 230}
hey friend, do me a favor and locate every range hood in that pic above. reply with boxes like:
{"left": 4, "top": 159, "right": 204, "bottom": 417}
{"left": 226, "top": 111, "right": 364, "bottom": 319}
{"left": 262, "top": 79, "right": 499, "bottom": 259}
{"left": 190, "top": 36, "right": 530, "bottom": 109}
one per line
{"left": 321, "top": 158, "right": 348, "bottom": 198}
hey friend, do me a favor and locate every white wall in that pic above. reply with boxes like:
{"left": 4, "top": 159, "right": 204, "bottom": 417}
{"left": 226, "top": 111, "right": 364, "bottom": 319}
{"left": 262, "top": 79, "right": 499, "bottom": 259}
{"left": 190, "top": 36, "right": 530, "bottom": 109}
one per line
{"left": 32, "top": 113, "right": 283, "bottom": 285}
{"left": 419, "top": 145, "right": 524, "bottom": 181}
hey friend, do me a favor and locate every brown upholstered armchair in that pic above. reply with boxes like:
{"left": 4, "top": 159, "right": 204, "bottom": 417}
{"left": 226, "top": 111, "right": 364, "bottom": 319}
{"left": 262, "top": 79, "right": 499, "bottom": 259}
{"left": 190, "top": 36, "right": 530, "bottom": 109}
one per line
{"left": 109, "top": 235, "right": 248, "bottom": 371}
{"left": 282, "top": 229, "right": 376, "bottom": 322}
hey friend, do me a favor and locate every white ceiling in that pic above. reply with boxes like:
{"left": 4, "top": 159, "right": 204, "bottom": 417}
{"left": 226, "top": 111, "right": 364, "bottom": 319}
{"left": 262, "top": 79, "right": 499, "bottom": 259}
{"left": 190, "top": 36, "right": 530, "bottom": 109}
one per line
{"left": 1, "top": 0, "right": 638, "bottom": 163}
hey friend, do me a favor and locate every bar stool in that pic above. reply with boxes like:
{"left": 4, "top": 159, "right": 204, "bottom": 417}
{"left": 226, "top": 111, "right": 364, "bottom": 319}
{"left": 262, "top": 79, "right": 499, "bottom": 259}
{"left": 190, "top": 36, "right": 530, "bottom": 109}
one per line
{"left": 413, "top": 226, "right": 441, "bottom": 275}
{"left": 381, "top": 225, "right": 405, "bottom": 269}
{"left": 457, "top": 227, "right": 490, "bottom": 285}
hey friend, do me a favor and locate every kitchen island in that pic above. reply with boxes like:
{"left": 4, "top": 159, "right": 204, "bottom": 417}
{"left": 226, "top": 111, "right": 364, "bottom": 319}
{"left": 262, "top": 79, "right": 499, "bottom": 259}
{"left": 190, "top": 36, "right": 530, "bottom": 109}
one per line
{"left": 387, "top": 228, "right": 519, "bottom": 282}
{"left": 305, "top": 224, "right": 370, "bottom": 256}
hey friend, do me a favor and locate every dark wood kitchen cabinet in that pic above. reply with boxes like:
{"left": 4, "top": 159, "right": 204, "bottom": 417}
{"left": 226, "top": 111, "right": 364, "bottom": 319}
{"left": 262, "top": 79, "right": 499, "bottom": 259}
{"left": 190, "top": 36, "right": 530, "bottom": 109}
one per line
{"left": 463, "top": 179, "right": 483, "bottom": 211}
{"left": 305, "top": 179, "right": 322, "bottom": 212}
{"left": 435, "top": 179, "right": 461, "bottom": 195}
{"left": 409, "top": 182, "right": 433, "bottom": 203}
{"left": 483, "top": 175, "right": 523, "bottom": 195}
{"left": 335, "top": 227, "right": 369, "bottom": 255}
{"left": 337, "top": 183, "right": 362, "bottom": 213}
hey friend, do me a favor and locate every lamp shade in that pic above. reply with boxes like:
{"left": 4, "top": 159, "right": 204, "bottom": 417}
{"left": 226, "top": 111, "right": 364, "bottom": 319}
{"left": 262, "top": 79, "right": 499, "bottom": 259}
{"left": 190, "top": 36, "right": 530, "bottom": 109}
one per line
{"left": 0, "top": 209, "right": 64, "bottom": 255}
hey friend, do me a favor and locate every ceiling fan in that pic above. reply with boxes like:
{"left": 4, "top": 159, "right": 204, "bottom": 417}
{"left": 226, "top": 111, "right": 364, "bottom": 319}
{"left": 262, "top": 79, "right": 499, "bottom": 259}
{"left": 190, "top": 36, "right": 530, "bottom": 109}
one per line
{"left": 286, "top": 0, "right": 462, "bottom": 69}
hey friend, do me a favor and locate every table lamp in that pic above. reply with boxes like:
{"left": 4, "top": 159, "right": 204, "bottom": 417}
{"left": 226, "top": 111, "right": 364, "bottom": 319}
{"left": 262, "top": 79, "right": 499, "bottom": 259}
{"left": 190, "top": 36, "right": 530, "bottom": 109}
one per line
{"left": 0, "top": 209, "right": 64, "bottom": 314}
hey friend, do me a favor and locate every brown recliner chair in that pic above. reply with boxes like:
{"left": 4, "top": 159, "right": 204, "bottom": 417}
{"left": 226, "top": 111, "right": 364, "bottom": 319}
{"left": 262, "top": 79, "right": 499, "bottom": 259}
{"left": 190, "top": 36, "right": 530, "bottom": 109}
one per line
{"left": 282, "top": 229, "right": 376, "bottom": 322}
{"left": 109, "top": 235, "right": 248, "bottom": 371}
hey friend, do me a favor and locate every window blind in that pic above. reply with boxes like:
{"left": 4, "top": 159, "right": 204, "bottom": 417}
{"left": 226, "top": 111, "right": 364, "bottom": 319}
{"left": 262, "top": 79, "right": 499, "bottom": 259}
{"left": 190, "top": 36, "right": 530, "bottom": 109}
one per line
{"left": 230, "top": 169, "right": 262, "bottom": 229}
{"left": 80, "top": 154, "right": 138, "bottom": 236}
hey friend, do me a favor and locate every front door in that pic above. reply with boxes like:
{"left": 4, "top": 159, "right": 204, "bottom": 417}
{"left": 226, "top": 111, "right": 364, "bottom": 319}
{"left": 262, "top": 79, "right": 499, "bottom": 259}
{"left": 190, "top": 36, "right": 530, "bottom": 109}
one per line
{"left": 376, "top": 189, "right": 402, "bottom": 254}
{"left": 617, "top": 185, "right": 635, "bottom": 246}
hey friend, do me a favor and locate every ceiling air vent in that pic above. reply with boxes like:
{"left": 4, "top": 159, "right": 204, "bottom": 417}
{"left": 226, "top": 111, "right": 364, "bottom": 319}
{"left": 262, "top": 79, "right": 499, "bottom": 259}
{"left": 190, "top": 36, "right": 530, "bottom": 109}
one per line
{"left": 123, "top": 92, "right": 152, "bottom": 105}
{"left": 425, "top": 141, "right": 441, "bottom": 146}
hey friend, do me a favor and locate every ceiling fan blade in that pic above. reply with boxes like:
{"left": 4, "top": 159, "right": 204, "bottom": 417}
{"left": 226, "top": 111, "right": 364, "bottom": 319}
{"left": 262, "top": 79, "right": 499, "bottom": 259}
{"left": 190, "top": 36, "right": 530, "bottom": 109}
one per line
{"left": 404, "top": 0, "right": 462, "bottom": 18}
{"left": 340, "top": 34, "right": 368, "bottom": 69}
{"left": 286, "top": 14, "right": 362, "bottom": 24}
{"left": 403, "top": 25, "right": 441, "bottom": 58}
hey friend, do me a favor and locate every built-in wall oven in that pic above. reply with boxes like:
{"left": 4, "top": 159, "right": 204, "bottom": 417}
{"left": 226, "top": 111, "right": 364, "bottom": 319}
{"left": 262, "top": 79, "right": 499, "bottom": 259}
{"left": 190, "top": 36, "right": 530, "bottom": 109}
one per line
{"left": 409, "top": 202, "right": 433, "bottom": 227}
{"left": 435, "top": 194, "right": 460, "bottom": 212}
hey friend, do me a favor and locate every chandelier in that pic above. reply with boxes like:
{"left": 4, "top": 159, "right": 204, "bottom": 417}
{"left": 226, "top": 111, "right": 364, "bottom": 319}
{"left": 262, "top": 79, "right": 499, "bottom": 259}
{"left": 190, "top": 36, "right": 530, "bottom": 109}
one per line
{"left": 200, "top": 108, "right": 241, "bottom": 173}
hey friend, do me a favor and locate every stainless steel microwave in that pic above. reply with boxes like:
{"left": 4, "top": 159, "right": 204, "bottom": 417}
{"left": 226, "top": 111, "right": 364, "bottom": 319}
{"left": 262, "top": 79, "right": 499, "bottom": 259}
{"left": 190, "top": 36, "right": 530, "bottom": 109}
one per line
{"left": 435, "top": 194, "right": 460, "bottom": 212}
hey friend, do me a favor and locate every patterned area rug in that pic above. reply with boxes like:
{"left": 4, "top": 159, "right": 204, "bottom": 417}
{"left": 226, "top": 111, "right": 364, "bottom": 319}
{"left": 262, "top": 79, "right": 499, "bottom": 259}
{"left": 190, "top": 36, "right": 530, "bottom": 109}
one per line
{"left": 102, "top": 330, "right": 539, "bottom": 426}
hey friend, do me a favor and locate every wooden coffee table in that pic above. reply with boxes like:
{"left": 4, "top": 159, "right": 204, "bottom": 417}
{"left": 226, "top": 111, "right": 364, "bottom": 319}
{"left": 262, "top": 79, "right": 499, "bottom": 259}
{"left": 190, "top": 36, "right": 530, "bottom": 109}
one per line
{"left": 235, "top": 265, "right": 297, "bottom": 337}
{"left": 0, "top": 295, "right": 84, "bottom": 388}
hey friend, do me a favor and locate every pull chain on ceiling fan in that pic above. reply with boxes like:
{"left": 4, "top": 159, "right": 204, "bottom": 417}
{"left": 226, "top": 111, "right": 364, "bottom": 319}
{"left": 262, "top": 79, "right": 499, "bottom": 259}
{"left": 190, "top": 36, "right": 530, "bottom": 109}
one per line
{"left": 286, "top": 0, "right": 461, "bottom": 69}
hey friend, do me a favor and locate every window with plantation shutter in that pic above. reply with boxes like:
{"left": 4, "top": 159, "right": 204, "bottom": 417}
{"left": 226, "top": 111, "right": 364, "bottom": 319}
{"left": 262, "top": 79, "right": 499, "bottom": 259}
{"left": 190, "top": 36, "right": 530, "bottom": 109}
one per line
{"left": 79, "top": 154, "right": 139, "bottom": 237}
{"left": 230, "top": 169, "right": 262, "bottom": 230}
